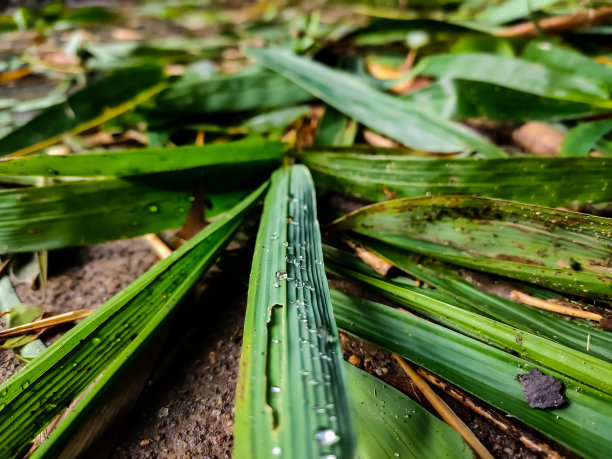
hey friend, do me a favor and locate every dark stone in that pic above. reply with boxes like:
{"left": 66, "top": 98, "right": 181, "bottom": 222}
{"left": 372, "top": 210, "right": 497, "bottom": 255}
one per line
{"left": 516, "top": 368, "right": 566, "bottom": 409}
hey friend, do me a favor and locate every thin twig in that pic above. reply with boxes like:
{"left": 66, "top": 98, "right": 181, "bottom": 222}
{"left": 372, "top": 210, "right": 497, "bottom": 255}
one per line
{"left": 0, "top": 256, "right": 11, "bottom": 276}
{"left": 416, "top": 367, "right": 564, "bottom": 459}
{"left": 497, "top": 6, "right": 612, "bottom": 37}
{"left": 144, "top": 234, "right": 172, "bottom": 259}
{"left": 0, "top": 309, "right": 94, "bottom": 340}
{"left": 393, "top": 354, "right": 494, "bottom": 459}
{"left": 343, "top": 239, "right": 392, "bottom": 276}
{"left": 510, "top": 290, "right": 602, "bottom": 321}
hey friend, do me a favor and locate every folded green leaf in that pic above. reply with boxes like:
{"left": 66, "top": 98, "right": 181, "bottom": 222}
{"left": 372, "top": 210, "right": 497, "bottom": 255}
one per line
{"left": 0, "top": 138, "right": 285, "bottom": 177}
{"left": 303, "top": 151, "right": 612, "bottom": 207}
{"left": 0, "top": 167, "right": 270, "bottom": 254}
{"left": 561, "top": 119, "right": 612, "bottom": 157}
{"left": 523, "top": 41, "right": 612, "bottom": 90}
{"left": 235, "top": 165, "right": 355, "bottom": 459}
{"left": 410, "top": 53, "right": 609, "bottom": 104}
{"left": 248, "top": 47, "right": 505, "bottom": 157}
{"left": 0, "top": 66, "right": 165, "bottom": 158}
{"left": 0, "top": 182, "right": 267, "bottom": 458}
{"left": 331, "top": 289, "right": 612, "bottom": 459}
{"left": 338, "top": 238, "right": 612, "bottom": 363}
{"left": 326, "top": 251, "right": 612, "bottom": 395}
{"left": 403, "top": 80, "right": 597, "bottom": 122}
{"left": 345, "top": 362, "right": 474, "bottom": 459}
{"left": 331, "top": 196, "right": 612, "bottom": 299}
{"left": 157, "top": 66, "right": 312, "bottom": 114}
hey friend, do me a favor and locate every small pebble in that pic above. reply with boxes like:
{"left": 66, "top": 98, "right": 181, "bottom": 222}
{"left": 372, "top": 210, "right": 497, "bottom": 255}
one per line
{"left": 348, "top": 355, "right": 361, "bottom": 366}
{"left": 140, "top": 439, "right": 150, "bottom": 446}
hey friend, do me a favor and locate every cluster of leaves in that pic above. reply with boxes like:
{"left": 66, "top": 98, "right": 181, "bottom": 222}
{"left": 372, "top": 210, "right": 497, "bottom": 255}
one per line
{"left": 0, "top": 0, "right": 611, "bottom": 458}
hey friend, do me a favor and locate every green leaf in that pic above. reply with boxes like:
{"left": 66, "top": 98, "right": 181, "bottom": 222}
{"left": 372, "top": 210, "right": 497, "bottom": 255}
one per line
{"left": 331, "top": 196, "right": 612, "bottom": 299}
{"left": 243, "top": 106, "right": 311, "bottom": 134}
{"left": 326, "top": 251, "right": 612, "bottom": 395}
{"left": 248, "top": 47, "right": 505, "bottom": 157}
{"left": 345, "top": 362, "right": 474, "bottom": 459}
{"left": 0, "top": 168, "right": 269, "bottom": 254}
{"left": 0, "top": 271, "right": 47, "bottom": 357}
{"left": 331, "top": 289, "right": 612, "bottom": 459}
{"left": 157, "top": 66, "right": 312, "bottom": 114}
{"left": 474, "top": 0, "right": 560, "bottom": 25}
{"left": 523, "top": 41, "right": 612, "bottom": 90}
{"left": 561, "top": 119, "right": 612, "bottom": 157}
{"left": 303, "top": 151, "right": 612, "bottom": 207}
{"left": 0, "top": 66, "right": 165, "bottom": 157}
{"left": 450, "top": 35, "right": 514, "bottom": 56}
{"left": 234, "top": 165, "right": 355, "bottom": 459}
{"left": 313, "top": 107, "right": 357, "bottom": 147}
{"left": 2, "top": 303, "right": 43, "bottom": 329}
{"left": 410, "top": 53, "right": 609, "bottom": 104}
{"left": 0, "top": 182, "right": 267, "bottom": 458}
{"left": 0, "top": 138, "right": 285, "bottom": 177}
{"left": 346, "top": 18, "right": 494, "bottom": 46}
{"left": 338, "top": 238, "right": 612, "bottom": 363}
{"left": 403, "top": 79, "right": 597, "bottom": 122}
{"left": 18, "top": 339, "right": 47, "bottom": 361}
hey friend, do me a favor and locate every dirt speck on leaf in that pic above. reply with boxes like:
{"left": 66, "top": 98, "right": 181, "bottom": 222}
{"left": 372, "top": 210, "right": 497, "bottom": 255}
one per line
{"left": 516, "top": 368, "right": 566, "bottom": 409}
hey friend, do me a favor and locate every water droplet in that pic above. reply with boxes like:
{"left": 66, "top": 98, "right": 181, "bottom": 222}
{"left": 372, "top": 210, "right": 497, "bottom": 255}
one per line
{"left": 314, "top": 429, "right": 339, "bottom": 446}
{"left": 272, "top": 339, "right": 280, "bottom": 344}
{"left": 148, "top": 205, "right": 158, "bottom": 213}
{"left": 276, "top": 272, "right": 287, "bottom": 281}
{"left": 21, "top": 381, "right": 30, "bottom": 390}
{"left": 0, "top": 389, "right": 8, "bottom": 397}
{"left": 273, "top": 282, "right": 280, "bottom": 288}
{"left": 272, "top": 447, "right": 282, "bottom": 455}
{"left": 271, "top": 232, "right": 278, "bottom": 240}
{"left": 270, "top": 386, "right": 281, "bottom": 393}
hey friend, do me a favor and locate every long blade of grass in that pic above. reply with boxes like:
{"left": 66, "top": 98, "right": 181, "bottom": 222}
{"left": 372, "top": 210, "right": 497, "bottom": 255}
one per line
{"left": 248, "top": 47, "right": 505, "bottom": 157}
{"left": 0, "top": 66, "right": 165, "bottom": 158}
{"left": 325, "top": 253, "right": 612, "bottom": 395}
{"left": 522, "top": 41, "right": 612, "bottom": 90}
{"left": 157, "top": 66, "right": 312, "bottom": 114}
{"left": 0, "top": 181, "right": 267, "bottom": 458}
{"left": 330, "top": 289, "right": 612, "bottom": 459}
{"left": 303, "top": 152, "right": 612, "bottom": 207}
{"left": 344, "top": 362, "right": 474, "bottom": 459}
{"left": 409, "top": 53, "right": 609, "bottom": 105}
{"left": 0, "top": 164, "right": 272, "bottom": 254}
{"left": 343, "top": 237, "right": 612, "bottom": 363}
{"left": 234, "top": 165, "right": 355, "bottom": 459}
{"left": 0, "top": 138, "right": 285, "bottom": 177}
{"left": 402, "top": 79, "right": 597, "bottom": 122}
{"left": 331, "top": 196, "right": 612, "bottom": 299}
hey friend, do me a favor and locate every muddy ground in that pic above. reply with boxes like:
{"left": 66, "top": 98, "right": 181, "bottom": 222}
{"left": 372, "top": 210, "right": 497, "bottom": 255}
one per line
{"left": 0, "top": 224, "right": 577, "bottom": 458}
